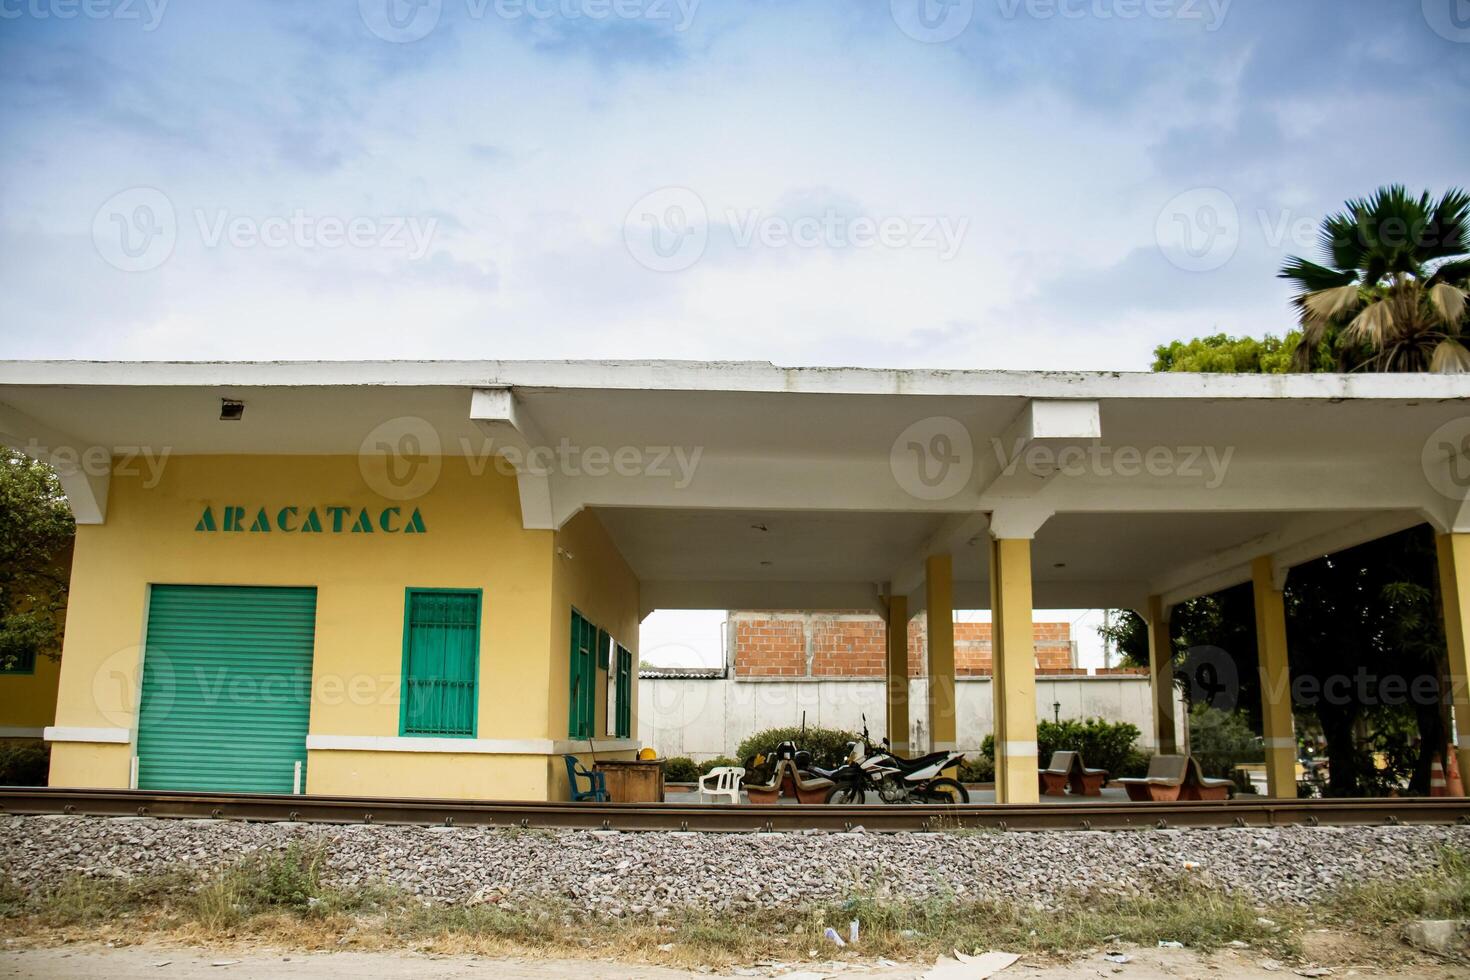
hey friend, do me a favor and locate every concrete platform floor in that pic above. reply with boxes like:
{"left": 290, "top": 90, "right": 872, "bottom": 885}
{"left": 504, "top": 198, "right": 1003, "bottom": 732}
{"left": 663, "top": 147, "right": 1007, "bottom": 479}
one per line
{"left": 662, "top": 785, "right": 1135, "bottom": 804}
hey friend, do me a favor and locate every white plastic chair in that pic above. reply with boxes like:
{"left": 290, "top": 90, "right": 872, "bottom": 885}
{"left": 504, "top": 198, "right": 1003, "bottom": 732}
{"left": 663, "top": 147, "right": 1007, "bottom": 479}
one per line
{"left": 698, "top": 766, "right": 746, "bottom": 804}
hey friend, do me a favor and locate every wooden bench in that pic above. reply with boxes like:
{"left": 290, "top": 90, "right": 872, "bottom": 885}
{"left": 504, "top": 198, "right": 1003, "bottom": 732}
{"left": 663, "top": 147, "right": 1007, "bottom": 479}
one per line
{"left": 745, "top": 760, "right": 834, "bottom": 804}
{"left": 1117, "top": 754, "right": 1235, "bottom": 801}
{"left": 1116, "top": 754, "right": 1189, "bottom": 802}
{"left": 1182, "top": 756, "right": 1234, "bottom": 801}
{"left": 744, "top": 761, "right": 783, "bottom": 804}
{"left": 1038, "top": 750, "right": 1108, "bottom": 796}
{"left": 780, "top": 760, "right": 836, "bottom": 804}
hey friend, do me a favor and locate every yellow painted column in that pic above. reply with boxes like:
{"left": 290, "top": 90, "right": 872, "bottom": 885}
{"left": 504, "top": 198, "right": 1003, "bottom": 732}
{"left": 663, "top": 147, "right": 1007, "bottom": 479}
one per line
{"left": 1434, "top": 534, "right": 1470, "bottom": 791}
{"left": 885, "top": 594, "right": 910, "bottom": 753}
{"left": 1251, "top": 556, "right": 1296, "bottom": 799}
{"left": 990, "top": 536, "right": 1039, "bottom": 804}
{"left": 1146, "top": 595, "right": 1179, "bottom": 755}
{"left": 924, "top": 555, "right": 957, "bottom": 756}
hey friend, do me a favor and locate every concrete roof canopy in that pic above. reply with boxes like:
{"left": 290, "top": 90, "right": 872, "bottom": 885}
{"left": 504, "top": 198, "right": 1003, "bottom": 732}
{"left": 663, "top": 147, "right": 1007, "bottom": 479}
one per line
{"left": 2, "top": 359, "right": 1467, "bottom": 617}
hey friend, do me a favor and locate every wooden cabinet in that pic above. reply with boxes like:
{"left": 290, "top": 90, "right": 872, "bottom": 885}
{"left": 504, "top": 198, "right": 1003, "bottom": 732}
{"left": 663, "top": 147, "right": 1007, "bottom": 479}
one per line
{"left": 594, "top": 759, "right": 665, "bottom": 803}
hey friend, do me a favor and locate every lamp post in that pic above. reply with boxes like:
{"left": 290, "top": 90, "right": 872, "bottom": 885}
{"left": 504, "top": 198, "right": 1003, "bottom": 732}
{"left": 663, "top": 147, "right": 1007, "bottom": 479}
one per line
{"left": 1052, "top": 700, "right": 1061, "bottom": 724}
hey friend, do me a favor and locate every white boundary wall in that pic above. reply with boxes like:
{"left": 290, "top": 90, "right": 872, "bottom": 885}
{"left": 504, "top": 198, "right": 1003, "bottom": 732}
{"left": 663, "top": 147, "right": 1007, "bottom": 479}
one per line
{"left": 639, "top": 675, "right": 1185, "bottom": 760}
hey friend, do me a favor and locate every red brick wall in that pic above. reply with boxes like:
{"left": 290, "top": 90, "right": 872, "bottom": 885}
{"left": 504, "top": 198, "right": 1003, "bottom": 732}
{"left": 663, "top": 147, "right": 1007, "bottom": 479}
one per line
{"left": 732, "top": 617, "right": 807, "bottom": 676}
{"left": 732, "top": 611, "right": 1074, "bottom": 678}
{"left": 811, "top": 616, "right": 886, "bottom": 677}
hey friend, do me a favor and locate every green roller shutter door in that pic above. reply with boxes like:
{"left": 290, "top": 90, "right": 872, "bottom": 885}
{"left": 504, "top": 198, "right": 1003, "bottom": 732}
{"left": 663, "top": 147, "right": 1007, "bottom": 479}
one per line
{"left": 137, "top": 585, "right": 317, "bottom": 794}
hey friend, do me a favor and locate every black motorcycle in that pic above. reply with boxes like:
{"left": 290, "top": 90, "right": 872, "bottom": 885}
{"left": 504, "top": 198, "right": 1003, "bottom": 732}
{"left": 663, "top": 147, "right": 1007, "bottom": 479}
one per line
{"left": 821, "top": 718, "right": 969, "bottom": 805}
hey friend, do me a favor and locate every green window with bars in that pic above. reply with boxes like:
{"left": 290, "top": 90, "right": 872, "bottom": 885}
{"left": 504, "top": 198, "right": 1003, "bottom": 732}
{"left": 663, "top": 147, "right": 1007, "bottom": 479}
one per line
{"left": 400, "top": 589, "right": 481, "bottom": 737}
{"left": 614, "top": 644, "right": 633, "bottom": 738}
{"left": 568, "top": 609, "right": 597, "bottom": 738}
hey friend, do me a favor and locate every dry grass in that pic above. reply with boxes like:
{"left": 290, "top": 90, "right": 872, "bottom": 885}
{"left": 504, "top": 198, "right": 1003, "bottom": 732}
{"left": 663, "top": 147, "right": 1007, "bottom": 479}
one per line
{"left": 3, "top": 842, "right": 1466, "bottom": 969}
{"left": 1323, "top": 847, "right": 1470, "bottom": 929}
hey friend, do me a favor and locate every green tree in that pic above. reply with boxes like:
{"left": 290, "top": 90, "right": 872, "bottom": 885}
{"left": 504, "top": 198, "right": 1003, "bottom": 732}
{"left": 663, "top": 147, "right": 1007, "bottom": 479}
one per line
{"left": 1280, "top": 185, "right": 1470, "bottom": 372}
{"left": 1187, "top": 705, "right": 1262, "bottom": 780}
{"left": 1101, "top": 527, "right": 1444, "bottom": 795}
{"left": 0, "top": 450, "right": 74, "bottom": 670}
{"left": 1119, "top": 195, "right": 1468, "bottom": 792}
{"left": 1281, "top": 526, "right": 1446, "bottom": 796}
{"left": 1152, "top": 332, "right": 1295, "bottom": 373}
{"left": 1099, "top": 584, "right": 1261, "bottom": 731}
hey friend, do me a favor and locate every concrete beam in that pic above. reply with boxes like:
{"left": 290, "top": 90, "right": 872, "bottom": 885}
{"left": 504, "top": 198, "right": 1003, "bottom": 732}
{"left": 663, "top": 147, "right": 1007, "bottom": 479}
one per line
{"left": 0, "top": 401, "right": 110, "bottom": 524}
{"left": 640, "top": 580, "right": 886, "bottom": 618}
{"left": 981, "top": 399, "right": 1102, "bottom": 499}
{"left": 469, "top": 388, "right": 555, "bottom": 530}
{"left": 889, "top": 512, "right": 991, "bottom": 598}
{"left": 1152, "top": 510, "right": 1424, "bottom": 608}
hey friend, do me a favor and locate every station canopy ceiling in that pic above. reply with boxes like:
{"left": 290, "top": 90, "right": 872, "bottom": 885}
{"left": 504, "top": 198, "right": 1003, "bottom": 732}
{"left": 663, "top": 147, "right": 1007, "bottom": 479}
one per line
{"left": 2, "top": 359, "right": 1464, "bottom": 616}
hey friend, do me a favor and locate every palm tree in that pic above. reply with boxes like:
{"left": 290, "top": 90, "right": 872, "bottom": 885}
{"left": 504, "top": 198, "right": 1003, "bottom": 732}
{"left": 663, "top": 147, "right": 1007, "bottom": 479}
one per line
{"left": 1279, "top": 186, "right": 1470, "bottom": 372}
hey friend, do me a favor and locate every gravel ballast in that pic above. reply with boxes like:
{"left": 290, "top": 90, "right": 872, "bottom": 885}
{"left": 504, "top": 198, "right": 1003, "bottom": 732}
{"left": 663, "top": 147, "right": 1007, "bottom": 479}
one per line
{"left": 4, "top": 814, "right": 1467, "bottom": 915}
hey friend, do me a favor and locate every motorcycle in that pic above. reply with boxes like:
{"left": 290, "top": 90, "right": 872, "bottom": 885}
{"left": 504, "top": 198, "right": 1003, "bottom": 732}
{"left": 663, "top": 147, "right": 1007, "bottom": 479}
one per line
{"left": 819, "top": 716, "right": 969, "bottom": 805}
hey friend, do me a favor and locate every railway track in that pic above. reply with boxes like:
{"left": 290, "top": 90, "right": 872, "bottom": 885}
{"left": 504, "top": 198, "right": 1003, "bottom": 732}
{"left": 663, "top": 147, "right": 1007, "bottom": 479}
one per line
{"left": 4, "top": 787, "right": 1470, "bottom": 833}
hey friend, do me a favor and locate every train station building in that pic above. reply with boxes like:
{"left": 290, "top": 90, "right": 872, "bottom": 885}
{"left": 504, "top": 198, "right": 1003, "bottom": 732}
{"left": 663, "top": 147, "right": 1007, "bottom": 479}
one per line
{"left": 2, "top": 360, "right": 1468, "bottom": 804}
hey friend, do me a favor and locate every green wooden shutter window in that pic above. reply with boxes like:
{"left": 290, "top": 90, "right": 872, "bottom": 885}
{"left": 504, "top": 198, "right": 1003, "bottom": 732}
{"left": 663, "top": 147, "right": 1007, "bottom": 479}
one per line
{"left": 137, "top": 585, "right": 316, "bottom": 794}
{"left": 568, "top": 610, "right": 596, "bottom": 738}
{"left": 615, "top": 645, "right": 632, "bottom": 738}
{"left": 400, "top": 589, "right": 480, "bottom": 737}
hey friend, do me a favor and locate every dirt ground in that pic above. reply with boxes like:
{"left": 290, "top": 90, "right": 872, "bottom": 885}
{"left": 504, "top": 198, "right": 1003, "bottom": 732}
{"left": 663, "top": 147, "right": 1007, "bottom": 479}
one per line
{"left": 1, "top": 943, "right": 1467, "bottom": 980}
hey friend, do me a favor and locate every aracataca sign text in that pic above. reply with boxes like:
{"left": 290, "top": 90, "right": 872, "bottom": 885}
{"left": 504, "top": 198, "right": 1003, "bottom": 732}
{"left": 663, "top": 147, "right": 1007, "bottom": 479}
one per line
{"left": 194, "top": 505, "right": 427, "bottom": 534}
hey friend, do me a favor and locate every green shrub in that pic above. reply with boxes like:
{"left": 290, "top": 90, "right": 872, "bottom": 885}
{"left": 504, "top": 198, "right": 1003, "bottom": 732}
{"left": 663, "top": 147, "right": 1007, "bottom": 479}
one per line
{"left": 0, "top": 741, "right": 48, "bottom": 786}
{"left": 958, "top": 756, "right": 993, "bottom": 783}
{"left": 192, "top": 842, "right": 327, "bottom": 929}
{"left": 1117, "top": 749, "right": 1153, "bottom": 779}
{"left": 661, "top": 756, "right": 699, "bottom": 782}
{"left": 735, "top": 726, "right": 858, "bottom": 770}
{"left": 697, "top": 756, "right": 742, "bottom": 776}
{"left": 976, "top": 719, "right": 1143, "bottom": 776}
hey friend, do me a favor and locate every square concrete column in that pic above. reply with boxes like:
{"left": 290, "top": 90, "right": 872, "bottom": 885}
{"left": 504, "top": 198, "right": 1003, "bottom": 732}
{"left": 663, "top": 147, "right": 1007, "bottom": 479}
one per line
{"left": 990, "top": 536, "right": 1039, "bottom": 804}
{"left": 1435, "top": 533, "right": 1470, "bottom": 790}
{"left": 1146, "top": 595, "right": 1179, "bottom": 755}
{"left": 1251, "top": 556, "right": 1296, "bottom": 799}
{"left": 925, "top": 555, "right": 957, "bottom": 755}
{"left": 885, "top": 594, "right": 910, "bottom": 753}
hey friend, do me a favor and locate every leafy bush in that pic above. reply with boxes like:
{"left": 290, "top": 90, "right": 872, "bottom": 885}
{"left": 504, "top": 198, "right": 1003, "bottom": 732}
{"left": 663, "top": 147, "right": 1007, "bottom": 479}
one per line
{"left": 1116, "top": 749, "right": 1154, "bottom": 779}
{"left": 193, "top": 842, "right": 327, "bottom": 929}
{"left": 697, "top": 756, "right": 742, "bottom": 776}
{"left": 1188, "top": 705, "right": 1263, "bottom": 779}
{"left": 977, "top": 719, "right": 1144, "bottom": 777}
{"left": 661, "top": 756, "right": 699, "bottom": 782}
{"left": 0, "top": 741, "right": 48, "bottom": 786}
{"left": 958, "top": 756, "right": 993, "bottom": 784}
{"left": 736, "top": 726, "right": 859, "bottom": 770}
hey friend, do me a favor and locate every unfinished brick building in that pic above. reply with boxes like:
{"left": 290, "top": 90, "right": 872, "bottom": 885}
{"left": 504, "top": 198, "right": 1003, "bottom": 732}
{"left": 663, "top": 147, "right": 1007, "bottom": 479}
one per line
{"left": 731, "top": 611, "right": 1082, "bottom": 678}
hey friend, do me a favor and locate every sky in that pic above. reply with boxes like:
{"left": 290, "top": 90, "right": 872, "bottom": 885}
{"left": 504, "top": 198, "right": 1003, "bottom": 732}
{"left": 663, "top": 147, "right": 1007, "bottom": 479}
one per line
{"left": 1, "top": 0, "right": 1467, "bottom": 370}
{"left": 4, "top": 1, "right": 1468, "bottom": 665}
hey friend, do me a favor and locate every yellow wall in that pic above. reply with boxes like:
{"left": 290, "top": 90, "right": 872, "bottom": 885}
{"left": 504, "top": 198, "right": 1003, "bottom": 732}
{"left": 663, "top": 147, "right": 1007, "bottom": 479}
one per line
{"left": 46, "top": 453, "right": 641, "bottom": 800}
{"left": 0, "top": 542, "right": 68, "bottom": 738}
{"left": 548, "top": 508, "right": 641, "bottom": 799}
{"left": 306, "top": 751, "right": 551, "bottom": 801}
{"left": 47, "top": 742, "right": 129, "bottom": 788}
{"left": 0, "top": 649, "right": 61, "bottom": 733}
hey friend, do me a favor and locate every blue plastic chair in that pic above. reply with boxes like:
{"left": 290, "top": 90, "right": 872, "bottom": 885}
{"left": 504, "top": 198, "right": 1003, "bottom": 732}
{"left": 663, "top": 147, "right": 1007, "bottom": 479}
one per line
{"left": 563, "top": 754, "right": 609, "bottom": 802}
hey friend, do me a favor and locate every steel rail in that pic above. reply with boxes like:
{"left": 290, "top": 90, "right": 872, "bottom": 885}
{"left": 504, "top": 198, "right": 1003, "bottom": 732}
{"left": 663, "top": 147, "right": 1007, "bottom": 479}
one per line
{"left": 4, "top": 788, "right": 1470, "bottom": 833}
